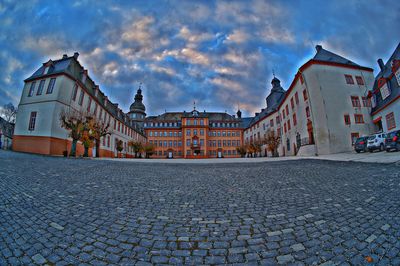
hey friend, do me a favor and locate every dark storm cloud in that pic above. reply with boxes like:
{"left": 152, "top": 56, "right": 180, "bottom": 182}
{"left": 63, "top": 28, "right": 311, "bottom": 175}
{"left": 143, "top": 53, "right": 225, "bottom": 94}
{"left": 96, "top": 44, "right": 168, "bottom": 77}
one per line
{"left": 0, "top": 0, "right": 398, "bottom": 116}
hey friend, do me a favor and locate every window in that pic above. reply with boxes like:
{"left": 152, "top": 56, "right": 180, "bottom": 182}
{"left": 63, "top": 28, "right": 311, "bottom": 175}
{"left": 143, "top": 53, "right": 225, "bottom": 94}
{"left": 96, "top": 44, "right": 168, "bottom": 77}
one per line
{"left": 287, "top": 119, "right": 291, "bottom": 130}
{"left": 396, "top": 69, "right": 400, "bottom": 85}
{"left": 200, "top": 129, "right": 204, "bottom": 136}
{"left": 107, "top": 136, "right": 110, "bottom": 147}
{"left": 28, "top": 82, "right": 36, "bottom": 97}
{"left": 351, "top": 96, "right": 361, "bottom": 107}
{"left": 355, "top": 76, "right": 364, "bottom": 85}
{"left": 169, "top": 132, "right": 173, "bottom": 137}
{"left": 46, "top": 78, "right": 56, "bottom": 94}
{"left": 87, "top": 98, "right": 92, "bottom": 112}
{"left": 362, "top": 97, "right": 371, "bottom": 107}
{"left": 193, "top": 129, "right": 197, "bottom": 136}
{"left": 186, "top": 140, "right": 190, "bottom": 146}
{"left": 78, "top": 90, "right": 84, "bottom": 105}
{"left": 290, "top": 98, "right": 294, "bottom": 109}
{"left": 169, "top": 141, "right": 172, "bottom": 147}
{"left": 186, "top": 129, "right": 191, "bottom": 136}
{"left": 200, "top": 120, "right": 204, "bottom": 125}
{"left": 36, "top": 80, "right": 45, "bottom": 95}
{"left": 284, "top": 123, "right": 287, "bottom": 133}
{"left": 305, "top": 106, "right": 310, "bottom": 118}
{"left": 380, "top": 83, "right": 390, "bottom": 100}
{"left": 286, "top": 105, "right": 289, "bottom": 115}
{"left": 354, "top": 114, "right": 364, "bottom": 124}
{"left": 276, "top": 116, "right": 280, "bottom": 124}
{"left": 344, "top": 114, "right": 351, "bottom": 125}
{"left": 72, "top": 85, "right": 78, "bottom": 101}
{"left": 303, "top": 89, "right": 308, "bottom": 101}
{"left": 293, "top": 114, "right": 297, "bottom": 126}
{"left": 28, "top": 112, "right": 37, "bottom": 131}
{"left": 295, "top": 92, "right": 299, "bottom": 104}
{"left": 345, "top": 74, "right": 354, "bottom": 84}
{"left": 386, "top": 112, "right": 396, "bottom": 130}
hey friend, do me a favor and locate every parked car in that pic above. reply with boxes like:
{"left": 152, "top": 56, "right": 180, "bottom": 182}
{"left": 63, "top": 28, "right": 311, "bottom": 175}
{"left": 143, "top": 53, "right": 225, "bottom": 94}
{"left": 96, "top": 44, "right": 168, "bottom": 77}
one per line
{"left": 385, "top": 130, "right": 400, "bottom": 152}
{"left": 367, "top": 133, "right": 386, "bottom": 152}
{"left": 354, "top": 136, "right": 369, "bottom": 153}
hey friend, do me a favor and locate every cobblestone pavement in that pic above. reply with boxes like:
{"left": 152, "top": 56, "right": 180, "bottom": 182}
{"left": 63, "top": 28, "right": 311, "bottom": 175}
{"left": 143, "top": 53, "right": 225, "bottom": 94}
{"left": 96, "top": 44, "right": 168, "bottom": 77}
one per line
{"left": 0, "top": 150, "right": 399, "bottom": 265}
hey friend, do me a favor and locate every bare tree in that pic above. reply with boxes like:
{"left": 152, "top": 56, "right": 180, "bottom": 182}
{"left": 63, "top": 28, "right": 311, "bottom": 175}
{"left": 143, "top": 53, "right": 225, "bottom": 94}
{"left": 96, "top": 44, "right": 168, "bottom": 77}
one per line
{"left": 59, "top": 109, "right": 86, "bottom": 157}
{"left": 88, "top": 116, "right": 110, "bottom": 158}
{"left": 1, "top": 103, "right": 18, "bottom": 123}
{"left": 143, "top": 143, "right": 155, "bottom": 158}
{"left": 128, "top": 140, "right": 143, "bottom": 158}
{"left": 264, "top": 130, "right": 281, "bottom": 157}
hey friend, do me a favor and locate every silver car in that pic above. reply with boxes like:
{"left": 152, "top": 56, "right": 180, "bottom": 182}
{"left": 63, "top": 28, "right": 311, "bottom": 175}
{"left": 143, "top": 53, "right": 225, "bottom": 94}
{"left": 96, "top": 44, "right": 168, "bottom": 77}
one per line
{"left": 367, "top": 133, "right": 386, "bottom": 152}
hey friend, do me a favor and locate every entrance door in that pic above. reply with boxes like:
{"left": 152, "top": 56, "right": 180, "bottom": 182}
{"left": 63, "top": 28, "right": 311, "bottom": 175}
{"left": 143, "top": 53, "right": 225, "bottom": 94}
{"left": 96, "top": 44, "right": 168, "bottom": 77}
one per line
{"left": 92, "top": 146, "right": 96, "bottom": 157}
{"left": 218, "top": 151, "right": 222, "bottom": 158}
{"left": 168, "top": 151, "right": 173, "bottom": 158}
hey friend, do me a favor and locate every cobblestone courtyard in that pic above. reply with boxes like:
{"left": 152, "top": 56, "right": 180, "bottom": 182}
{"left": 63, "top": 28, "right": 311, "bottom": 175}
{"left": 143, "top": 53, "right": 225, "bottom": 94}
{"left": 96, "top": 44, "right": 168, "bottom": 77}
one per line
{"left": 1, "top": 151, "right": 399, "bottom": 265}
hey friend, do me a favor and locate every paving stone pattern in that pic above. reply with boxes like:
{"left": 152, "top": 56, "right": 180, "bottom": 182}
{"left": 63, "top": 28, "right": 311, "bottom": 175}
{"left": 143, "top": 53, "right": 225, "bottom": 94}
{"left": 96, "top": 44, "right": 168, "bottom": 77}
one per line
{"left": 0, "top": 151, "right": 400, "bottom": 265}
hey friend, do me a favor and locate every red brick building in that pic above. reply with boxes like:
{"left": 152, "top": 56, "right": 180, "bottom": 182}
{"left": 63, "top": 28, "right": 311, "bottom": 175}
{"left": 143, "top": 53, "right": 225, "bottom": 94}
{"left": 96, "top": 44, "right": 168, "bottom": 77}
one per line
{"left": 144, "top": 109, "right": 250, "bottom": 158}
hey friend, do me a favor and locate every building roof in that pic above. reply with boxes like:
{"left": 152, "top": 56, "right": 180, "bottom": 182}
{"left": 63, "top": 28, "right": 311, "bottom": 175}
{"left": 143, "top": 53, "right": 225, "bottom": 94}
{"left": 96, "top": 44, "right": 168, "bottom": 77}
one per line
{"left": 0, "top": 117, "right": 14, "bottom": 138}
{"left": 146, "top": 110, "right": 240, "bottom": 121}
{"left": 371, "top": 42, "right": 400, "bottom": 115}
{"left": 145, "top": 110, "right": 248, "bottom": 128}
{"left": 25, "top": 53, "right": 145, "bottom": 136}
{"left": 313, "top": 45, "right": 360, "bottom": 67}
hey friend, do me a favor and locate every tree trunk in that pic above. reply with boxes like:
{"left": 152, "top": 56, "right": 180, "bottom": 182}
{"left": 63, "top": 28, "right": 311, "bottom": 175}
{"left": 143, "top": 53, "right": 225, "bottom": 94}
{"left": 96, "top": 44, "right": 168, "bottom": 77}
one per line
{"left": 70, "top": 139, "right": 77, "bottom": 157}
{"left": 96, "top": 139, "right": 100, "bottom": 158}
{"left": 83, "top": 146, "right": 89, "bottom": 157}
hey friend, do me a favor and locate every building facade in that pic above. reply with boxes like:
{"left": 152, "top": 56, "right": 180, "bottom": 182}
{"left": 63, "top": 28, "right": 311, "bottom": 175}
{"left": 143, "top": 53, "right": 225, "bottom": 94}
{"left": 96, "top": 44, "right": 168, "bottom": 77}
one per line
{"left": 144, "top": 109, "right": 247, "bottom": 158}
{"left": 369, "top": 43, "right": 400, "bottom": 132}
{"left": 245, "top": 45, "right": 375, "bottom": 156}
{"left": 13, "top": 53, "right": 146, "bottom": 157}
{"left": 0, "top": 117, "right": 14, "bottom": 150}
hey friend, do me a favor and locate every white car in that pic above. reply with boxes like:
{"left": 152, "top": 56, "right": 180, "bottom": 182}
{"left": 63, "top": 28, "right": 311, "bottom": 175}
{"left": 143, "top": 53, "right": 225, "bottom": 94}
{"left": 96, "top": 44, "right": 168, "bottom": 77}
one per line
{"left": 367, "top": 133, "right": 386, "bottom": 152}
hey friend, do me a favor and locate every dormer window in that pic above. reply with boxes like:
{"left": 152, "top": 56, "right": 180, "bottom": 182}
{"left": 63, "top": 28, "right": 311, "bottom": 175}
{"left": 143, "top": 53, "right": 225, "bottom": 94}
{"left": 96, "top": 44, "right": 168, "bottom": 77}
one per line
{"left": 380, "top": 82, "right": 390, "bottom": 100}
{"left": 395, "top": 68, "right": 400, "bottom": 86}
{"left": 43, "top": 66, "right": 49, "bottom": 75}
{"left": 82, "top": 73, "right": 87, "bottom": 83}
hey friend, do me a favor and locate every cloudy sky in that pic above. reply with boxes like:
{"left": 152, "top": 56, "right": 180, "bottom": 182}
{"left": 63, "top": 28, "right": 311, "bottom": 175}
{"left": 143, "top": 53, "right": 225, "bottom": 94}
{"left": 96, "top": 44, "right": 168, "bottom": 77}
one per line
{"left": 0, "top": 0, "right": 399, "bottom": 117}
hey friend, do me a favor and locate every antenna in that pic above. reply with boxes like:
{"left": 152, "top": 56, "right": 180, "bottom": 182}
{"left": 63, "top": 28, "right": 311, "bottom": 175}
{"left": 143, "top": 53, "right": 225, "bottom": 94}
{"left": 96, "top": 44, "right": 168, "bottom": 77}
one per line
{"left": 193, "top": 100, "right": 196, "bottom": 110}
{"left": 272, "top": 69, "right": 276, "bottom": 78}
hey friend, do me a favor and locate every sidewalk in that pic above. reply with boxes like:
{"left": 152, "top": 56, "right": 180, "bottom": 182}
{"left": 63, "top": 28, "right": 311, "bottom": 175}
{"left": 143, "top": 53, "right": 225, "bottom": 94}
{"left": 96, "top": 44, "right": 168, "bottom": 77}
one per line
{"left": 98, "top": 151, "right": 400, "bottom": 164}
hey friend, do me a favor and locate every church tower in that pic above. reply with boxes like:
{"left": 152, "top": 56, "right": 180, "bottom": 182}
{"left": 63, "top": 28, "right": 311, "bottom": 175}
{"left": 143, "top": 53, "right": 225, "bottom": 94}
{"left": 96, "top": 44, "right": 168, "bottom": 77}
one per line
{"left": 266, "top": 76, "right": 286, "bottom": 112}
{"left": 128, "top": 85, "right": 146, "bottom": 126}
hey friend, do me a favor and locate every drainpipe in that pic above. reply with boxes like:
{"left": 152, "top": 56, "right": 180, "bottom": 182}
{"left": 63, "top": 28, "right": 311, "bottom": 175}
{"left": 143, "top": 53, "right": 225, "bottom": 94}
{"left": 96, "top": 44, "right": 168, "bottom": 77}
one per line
{"left": 298, "top": 69, "right": 319, "bottom": 156}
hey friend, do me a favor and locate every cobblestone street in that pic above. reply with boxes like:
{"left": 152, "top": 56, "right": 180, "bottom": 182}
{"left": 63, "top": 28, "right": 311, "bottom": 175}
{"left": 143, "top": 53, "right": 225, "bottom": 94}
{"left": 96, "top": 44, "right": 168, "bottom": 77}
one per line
{"left": 1, "top": 150, "right": 399, "bottom": 265}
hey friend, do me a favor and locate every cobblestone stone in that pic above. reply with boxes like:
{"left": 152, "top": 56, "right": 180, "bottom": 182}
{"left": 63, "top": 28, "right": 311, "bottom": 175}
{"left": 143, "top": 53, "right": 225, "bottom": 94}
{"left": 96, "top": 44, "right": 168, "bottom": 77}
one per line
{"left": 0, "top": 151, "right": 399, "bottom": 264}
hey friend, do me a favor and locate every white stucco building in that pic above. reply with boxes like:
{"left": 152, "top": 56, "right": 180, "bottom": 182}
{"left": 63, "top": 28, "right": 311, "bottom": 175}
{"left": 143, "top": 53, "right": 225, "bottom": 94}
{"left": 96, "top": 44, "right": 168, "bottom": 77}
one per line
{"left": 13, "top": 52, "right": 146, "bottom": 157}
{"left": 245, "top": 45, "right": 375, "bottom": 156}
{"left": 369, "top": 43, "right": 400, "bottom": 132}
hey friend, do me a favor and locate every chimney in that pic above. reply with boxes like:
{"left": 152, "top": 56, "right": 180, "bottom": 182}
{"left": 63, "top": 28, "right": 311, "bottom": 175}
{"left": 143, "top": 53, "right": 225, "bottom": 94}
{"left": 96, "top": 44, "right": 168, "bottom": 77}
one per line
{"left": 94, "top": 85, "right": 99, "bottom": 97}
{"left": 255, "top": 112, "right": 259, "bottom": 116}
{"left": 73, "top": 52, "right": 79, "bottom": 60}
{"left": 315, "top": 45, "right": 322, "bottom": 52}
{"left": 377, "top": 58, "right": 385, "bottom": 71}
{"left": 62, "top": 54, "right": 68, "bottom": 59}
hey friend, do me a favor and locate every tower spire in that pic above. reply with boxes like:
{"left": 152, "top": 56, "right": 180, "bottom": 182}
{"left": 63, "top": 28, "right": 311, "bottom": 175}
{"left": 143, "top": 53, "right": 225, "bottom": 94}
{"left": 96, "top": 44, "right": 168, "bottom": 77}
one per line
{"left": 193, "top": 100, "right": 196, "bottom": 110}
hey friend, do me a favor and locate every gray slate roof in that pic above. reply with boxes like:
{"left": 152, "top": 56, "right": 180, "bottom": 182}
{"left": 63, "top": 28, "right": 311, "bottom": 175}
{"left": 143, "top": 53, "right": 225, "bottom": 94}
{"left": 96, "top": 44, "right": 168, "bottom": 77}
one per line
{"left": 313, "top": 45, "right": 360, "bottom": 66}
{"left": 371, "top": 42, "right": 400, "bottom": 115}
